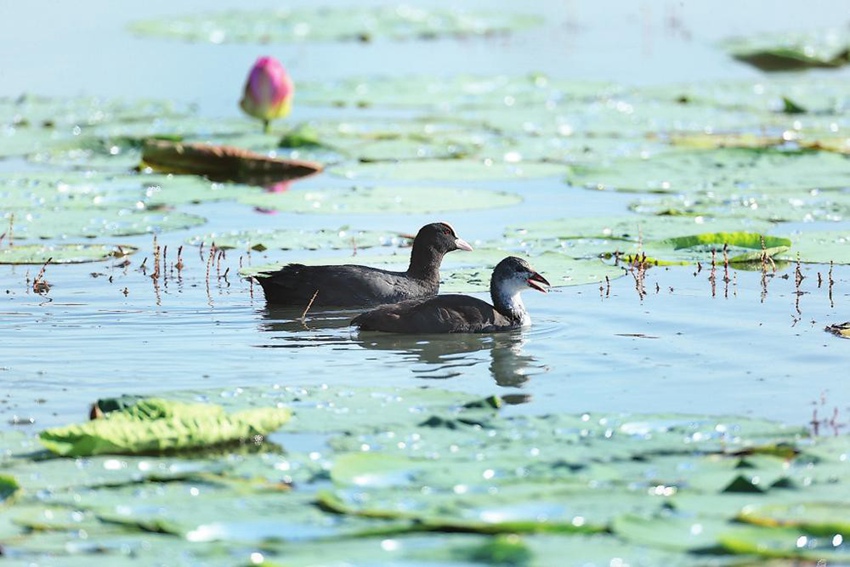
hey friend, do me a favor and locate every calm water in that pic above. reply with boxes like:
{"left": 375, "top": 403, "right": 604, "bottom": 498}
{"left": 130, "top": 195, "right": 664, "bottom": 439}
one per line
{"left": 2, "top": 221, "right": 847, "bottom": 431}
{"left": 2, "top": 0, "right": 849, "bottom": 433}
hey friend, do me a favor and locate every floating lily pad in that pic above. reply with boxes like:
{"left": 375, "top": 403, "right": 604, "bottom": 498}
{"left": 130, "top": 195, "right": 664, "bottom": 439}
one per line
{"left": 738, "top": 502, "right": 850, "bottom": 535}
{"left": 567, "top": 148, "right": 850, "bottom": 194}
{"left": 318, "top": 484, "right": 613, "bottom": 534}
{"left": 718, "top": 524, "right": 850, "bottom": 561}
{"left": 612, "top": 514, "right": 730, "bottom": 552}
{"left": 503, "top": 216, "right": 779, "bottom": 266}
{"left": 825, "top": 322, "right": 850, "bottom": 339}
{"left": 187, "top": 227, "right": 402, "bottom": 252}
{"left": 639, "top": 76, "right": 850, "bottom": 117}
{"left": 299, "top": 74, "right": 621, "bottom": 109}
{"left": 0, "top": 243, "right": 137, "bottom": 265}
{"left": 723, "top": 29, "right": 850, "bottom": 71}
{"left": 438, "top": 249, "right": 626, "bottom": 291}
{"left": 237, "top": 185, "right": 522, "bottom": 214}
{"left": 0, "top": 171, "right": 210, "bottom": 239}
{"left": 642, "top": 233, "right": 792, "bottom": 265}
{"left": 4, "top": 207, "right": 206, "bottom": 240}
{"left": 39, "top": 398, "right": 292, "bottom": 457}
{"left": 129, "top": 7, "right": 543, "bottom": 44}
{"left": 138, "top": 173, "right": 252, "bottom": 207}
{"left": 0, "top": 95, "right": 195, "bottom": 162}
{"left": 0, "top": 384, "right": 840, "bottom": 563}
{"left": 630, "top": 190, "right": 850, "bottom": 224}
{"left": 333, "top": 158, "right": 566, "bottom": 181}
{"left": 0, "top": 475, "right": 19, "bottom": 504}
{"left": 775, "top": 230, "right": 850, "bottom": 265}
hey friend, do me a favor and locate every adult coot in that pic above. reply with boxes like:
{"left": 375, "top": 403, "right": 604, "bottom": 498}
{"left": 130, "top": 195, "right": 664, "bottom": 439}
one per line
{"left": 255, "top": 222, "right": 472, "bottom": 307}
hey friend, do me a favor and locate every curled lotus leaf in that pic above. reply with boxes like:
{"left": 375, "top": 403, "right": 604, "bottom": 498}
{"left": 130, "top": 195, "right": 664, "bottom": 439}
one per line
{"left": 39, "top": 398, "right": 292, "bottom": 457}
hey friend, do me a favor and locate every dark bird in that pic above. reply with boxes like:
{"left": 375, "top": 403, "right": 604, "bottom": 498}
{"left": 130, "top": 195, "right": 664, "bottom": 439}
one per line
{"left": 255, "top": 222, "right": 473, "bottom": 307}
{"left": 352, "top": 256, "right": 550, "bottom": 334}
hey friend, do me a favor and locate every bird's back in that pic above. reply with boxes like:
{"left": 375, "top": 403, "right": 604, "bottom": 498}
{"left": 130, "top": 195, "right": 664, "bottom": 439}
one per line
{"left": 353, "top": 294, "right": 518, "bottom": 333}
{"left": 257, "top": 263, "right": 437, "bottom": 307}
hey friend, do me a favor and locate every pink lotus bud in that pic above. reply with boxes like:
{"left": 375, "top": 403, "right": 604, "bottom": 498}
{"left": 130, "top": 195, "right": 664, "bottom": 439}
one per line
{"left": 239, "top": 56, "right": 294, "bottom": 133}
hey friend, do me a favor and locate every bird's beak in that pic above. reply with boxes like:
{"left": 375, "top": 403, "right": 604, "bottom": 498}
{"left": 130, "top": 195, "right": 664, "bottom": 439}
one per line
{"left": 454, "top": 237, "right": 474, "bottom": 252}
{"left": 527, "top": 271, "right": 550, "bottom": 293}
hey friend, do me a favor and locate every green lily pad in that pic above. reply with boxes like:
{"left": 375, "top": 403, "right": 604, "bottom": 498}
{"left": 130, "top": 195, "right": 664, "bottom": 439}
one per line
{"left": 738, "top": 502, "right": 850, "bottom": 536}
{"left": 612, "top": 513, "right": 729, "bottom": 552}
{"left": 332, "top": 158, "right": 566, "bottom": 182}
{"left": 318, "top": 484, "right": 613, "bottom": 534}
{"left": 129, "top": 7, "right": 543, "bottom": 44}
{"left": 630, "top": 189, "right": 850, "bottom": 224}
{"left": 237, "top": 185, "right": 522, "bottom": 214}
{"left": 718, "top": 524, "right": 850, "bottom": 561}
{"left": 567, "top": 148, "right": 850, "bottom": 194}
{"left": 0, "top": 171, "right": 209, "bottom": 239}
{"left": 0, "top": 384, "right": 842, "bottom": 563}
{"left": 723, "top": 29, "right": 850, "bottom": 71}
{"left": 775, "top": 230, "right": 850, "bottom": 265}
{"left": 3, "top": 207, "right": 206, "bottom": 240}
{"left": 0, "top": 474, "right": 19, "bottom": 504}
{"left": 439, "top": 249, "right": 625, "bottom": 291}
{"left": 0, "top": 95, "right": 194, "bottom": 160}
{"left": 638, "top": 76, "right": 850, "bottom": 116}
{"left": 503, "top": 217, "right": 784, "bottom": 267}
{"left": 136, "top": 172, "right": 251, "bottom": 207}
{"left": 0, "top": 243, "right": 137, "bottom": 265}
{"left": 298, "top": 74, "right": 621, "bottom": 109}
{"left": 825, "top": 322, "right": 850, "bottom": 339}
{"left": 188, "top": 227, "right": 403, "bottom": 252}
{"left": 39, "top": 398, "right": 292, "bottom": 457}
{"left": 643, "top": 233, "right": 792, "bottom": 265}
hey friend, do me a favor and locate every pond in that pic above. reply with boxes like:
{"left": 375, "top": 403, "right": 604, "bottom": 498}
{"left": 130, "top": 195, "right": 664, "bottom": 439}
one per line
{"left": 1, "top": 1, "right": 850, "bottom": 565}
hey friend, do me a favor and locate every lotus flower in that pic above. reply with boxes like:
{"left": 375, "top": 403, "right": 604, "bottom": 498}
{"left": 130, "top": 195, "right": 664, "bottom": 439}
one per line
{"left": 239, "top": 56, "right": 294, "bottom": 133}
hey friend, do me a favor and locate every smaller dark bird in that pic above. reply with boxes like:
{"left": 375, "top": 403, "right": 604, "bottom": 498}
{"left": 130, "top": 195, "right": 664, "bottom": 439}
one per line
{"left": 352, "top": 256, "right": 550, "bottom": 334}
{"left": 255, "top": 222, "right": 472, "bottom": 307}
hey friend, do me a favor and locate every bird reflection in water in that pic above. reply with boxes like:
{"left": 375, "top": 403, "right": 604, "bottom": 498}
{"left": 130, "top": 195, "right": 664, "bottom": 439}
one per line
{"left": 257, "top": 307, "right": 546, "bottom": 402}
{"left": 256, "top": 305, "right": 357, "bottom": 348}
{"left": 353, "top": 331, "right": 544, "bottom": 393}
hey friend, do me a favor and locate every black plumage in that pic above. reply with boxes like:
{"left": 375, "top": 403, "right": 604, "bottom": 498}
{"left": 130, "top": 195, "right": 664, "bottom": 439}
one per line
{"left": 352, "top": 256, "right": 549, "bottom": 334}
{"left": 255, "top": 222, "right": 472, "bottom": 307}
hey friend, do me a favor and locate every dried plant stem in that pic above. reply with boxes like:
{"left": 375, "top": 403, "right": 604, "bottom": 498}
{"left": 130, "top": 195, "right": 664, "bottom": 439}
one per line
{"left": 32, "top": 257, "right": 52, "bottom": 294}
{"left": 151, "top": 235, "right": 161, "bottom": 281}
{"left": 708, "top": 249, "right": 717, "bottom": 298}
{"left": 828, "top": 261, "right": 834, "bottom": 308}
{"left": 759, "top": 236, "right": 774, "bottom": 303}
{"left": 300, "top": 290, "right": 319, "bottom": 322}
{"left": 205, "top": 242, "right": 216, "bottom": 300}
{"left": 630, "top": 253, "right": 647, "bottom": 300}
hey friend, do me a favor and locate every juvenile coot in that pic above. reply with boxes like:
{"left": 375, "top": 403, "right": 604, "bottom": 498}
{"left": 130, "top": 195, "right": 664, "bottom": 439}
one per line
{"left": 352, "top": 256, "right": 549, "bottom": 334}
{"left": 255, "top": 222, "right": 472, "bottom": 307}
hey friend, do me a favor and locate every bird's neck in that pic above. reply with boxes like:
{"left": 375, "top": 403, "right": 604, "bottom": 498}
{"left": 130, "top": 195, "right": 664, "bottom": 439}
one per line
{"left": 491, "top": 285, "right": 530, "bottom": 325}
{"left": 406, "top": 245, "right": 442, "bottom": 281}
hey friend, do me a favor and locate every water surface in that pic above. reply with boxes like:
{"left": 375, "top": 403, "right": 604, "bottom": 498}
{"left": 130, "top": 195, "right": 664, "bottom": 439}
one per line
{"left": 1, "top": 0, "right": 849, "bottom": 434}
